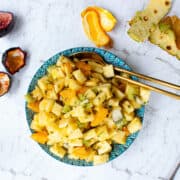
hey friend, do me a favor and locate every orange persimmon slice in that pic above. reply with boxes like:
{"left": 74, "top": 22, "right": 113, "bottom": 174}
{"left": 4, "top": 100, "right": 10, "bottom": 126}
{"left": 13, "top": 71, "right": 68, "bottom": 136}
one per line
{"left": 82, "top": 6, "right": 117, "bottom": 32}
{"left": 82, "top": 10, "right": 111, "bottom": 47}
{"left": 31, "top": 131, "right": 48, "bottom": 144}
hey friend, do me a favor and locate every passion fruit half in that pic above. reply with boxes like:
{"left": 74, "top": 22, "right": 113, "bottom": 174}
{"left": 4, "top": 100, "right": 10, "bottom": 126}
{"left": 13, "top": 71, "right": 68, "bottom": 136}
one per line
{"left": 2, "top": 47, "right": 26, "bottom": 75}
{"left": 0, "top": 72, "right": 11, "bottom": 96}
{"left": 0, "top": 11, "right": 14, "bottom": 37}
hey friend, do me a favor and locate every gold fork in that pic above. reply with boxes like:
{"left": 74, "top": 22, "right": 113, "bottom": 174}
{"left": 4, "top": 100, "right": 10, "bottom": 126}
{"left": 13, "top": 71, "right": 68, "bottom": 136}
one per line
{"left": 69, "top": 52, "right": 180, "bottom": 100}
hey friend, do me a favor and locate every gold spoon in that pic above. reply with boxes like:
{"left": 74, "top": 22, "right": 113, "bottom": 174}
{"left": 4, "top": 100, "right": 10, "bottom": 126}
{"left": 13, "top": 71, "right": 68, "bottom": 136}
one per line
{"left": 69, "top": 52, "right": 180, "bottom": 100}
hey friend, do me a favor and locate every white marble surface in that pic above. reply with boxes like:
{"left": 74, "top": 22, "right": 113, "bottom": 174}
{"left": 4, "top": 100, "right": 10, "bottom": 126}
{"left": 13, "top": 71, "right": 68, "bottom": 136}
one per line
{"left": 0, "top": 0, "right": 180, "bottom": 180}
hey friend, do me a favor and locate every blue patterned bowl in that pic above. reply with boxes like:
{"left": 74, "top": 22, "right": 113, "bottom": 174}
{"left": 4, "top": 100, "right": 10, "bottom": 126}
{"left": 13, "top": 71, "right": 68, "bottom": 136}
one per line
{"left": 26, "top": 47, "right": 145, "bottom": 166}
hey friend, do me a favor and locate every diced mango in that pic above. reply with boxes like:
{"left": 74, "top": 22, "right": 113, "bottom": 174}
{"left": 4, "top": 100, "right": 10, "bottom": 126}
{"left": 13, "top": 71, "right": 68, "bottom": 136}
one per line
{"left": 31, "top": 131, "right": 48, "bottom": 144}
{"left": 75, "top": 61, "right": 91, "bottom": 76}
{"left": 60, "top": 89, "right": 77, "bottom": 105}
{"left": 91, "top": 107, "right": 108, "bottom": 127}
{"left": 72, "top": 146, "right": 90, "bottom": 160}
{"left": 27, "top": 101, "right": 40, "bottom": 113}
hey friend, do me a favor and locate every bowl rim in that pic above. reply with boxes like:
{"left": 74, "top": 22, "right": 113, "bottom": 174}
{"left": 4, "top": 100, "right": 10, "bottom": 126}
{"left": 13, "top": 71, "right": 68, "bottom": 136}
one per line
{"left": 25, "top": 47, "right": 145, "bottom": 166}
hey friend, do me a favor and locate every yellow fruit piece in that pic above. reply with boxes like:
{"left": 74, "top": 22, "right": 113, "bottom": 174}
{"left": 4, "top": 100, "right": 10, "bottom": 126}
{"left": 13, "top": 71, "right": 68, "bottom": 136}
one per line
{"left": 93, "top": 154, "right": 109, "bottom": 165}
{"left": 39, "top": 99, "right": 55, "bottom": 112}
{"left": 96, "top": 141, "right": 112, "bottom": 155}
{"left": 75, "top": 61, "right": 91, "bottom": 76}
{"left": 127, "top": 117, "right": 142, "bottom": 134}
{"left": 82, "top": 10, "right": 111, "bottom": 47}
{"left": 81, "top": 6, "right": 117, "bottom": 32}
{"left": 112, "top": 130, "right": 127, "bottom": 144}
{"left": 72, "top": 146, "right": 90, "bottom": 160}
{"left": 31, "top": 131, "right": 48, "bottom": 144}
{"left": 50, "top": 144, "right": 66, "bottom": 158}
{"left": 60, "top": 89, "right": 77, "bottom": 105}
{"left": 27, "top": 101, "right": 40, "bottom": 113}
{"left": 30, "top": 114, "right": 44, "bottom": 132}
{"left": 91, "top": 107, "right": 108, "bottom": 127}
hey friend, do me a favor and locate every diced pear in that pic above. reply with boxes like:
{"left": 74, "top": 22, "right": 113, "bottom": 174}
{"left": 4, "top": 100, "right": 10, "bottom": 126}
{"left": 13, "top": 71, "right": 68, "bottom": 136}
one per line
{"left": 88, "top": 61, "right": 103, "bottom": 73}
{"left": 112, "top": 108, "right": 123, "bottom": 122}
{"left": 39, "top": 99, "right": 54, "bottom": 112}
{"left": 48, "top": 66, "right": 65, "bottom": 79}
{"left": 112, "top": 130, "right": 127, "bottom": 144}
{"left": 85, "top": 89, "right": 96, "bottom": 99}
{"left": 91, "top": 73, "right": 106, "bottom": 82}
{"left": 93, "top": 154, "right": 109, "bottom": 165}
{"left": 96, "top": 125, "right": 109, "bottom": 141}
{"left": 68, "top": 139, "right": 83, "bottom": 147}
{"left": 37, "top": 76, "right": 49, "bottom": 93}
{"left": 84, "top": 129, "right": 97, "bottom": 140}
{"left": 54, "top": 79, "right": 65, "bottom": 94}
{"left": 96, "top": 141, "right": 112, "bottom": 155}
{"left": 127, "top": 117, "right": 142, "bottom": 134}
{"left": 68, "top": 79, "right": 81, "bottom": 90}
{"left": 69, "top": 129, "right": 83, "bottom": 139}
{"left": 73, "top": 69, "right": 87, "bottom": 84}
{"left": 112, "top": 86, "right": 125, "bottom": 100}
{"left": 56, "top": 56, "right": 75, "bottom": 67}
{"left": 30, "top": 114, "right": 44, "bottom": 132}
{"left": 103, "top": 65, "right": 114, "bottom": 78}
{"left": 50, "top": 144, "right": 66, "bottom": 158}
{"left": 93, "top": 92, "right": 106, "bottom": 106}
{"left": 51, "top": 102, "right": 62, "bottom": 117}
{"left": 140, "top": 87, "right": 151, "bottom": 103}
{"left": 123, "top": 112, "right": 134, "bottom": 121}
{"left": 108, "top": 98, "right": 120, "bottom": 107}
{"left": 125, "top": 84, "right": 139, "bottom": 101}
{"left": 122, "top": 100, "right": 134, "bottom": 114}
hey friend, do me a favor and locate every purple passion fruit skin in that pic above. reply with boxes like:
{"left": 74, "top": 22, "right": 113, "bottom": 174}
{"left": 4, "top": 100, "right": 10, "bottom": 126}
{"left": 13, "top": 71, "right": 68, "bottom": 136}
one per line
{"left": 2, "top": 47, "right": 26, "bottom": 75}
{"left": 0, "top": 11, "right": 14, "bottom": 37}
{"left": 0, "top": 72, "right": 11, "bottom": 97}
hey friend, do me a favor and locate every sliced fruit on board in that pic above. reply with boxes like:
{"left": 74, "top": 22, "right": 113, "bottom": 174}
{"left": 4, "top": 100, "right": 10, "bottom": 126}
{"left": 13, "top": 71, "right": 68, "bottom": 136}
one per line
{"left": 128, "top": 0, "right": 172, "bottom": 42}
{"left": 2, "top": 47, "right": 26, "bottom": 75}
{"left": 81, "top": 6, "right": 117, "bottom": 32}
{"left": 0, "top": 72, "right": 11, "bottom": 96}
{"left": 82, "top": 10, "right": 111, "bottom": 47}
{"left": 149, "top": 16, "right": 180, "bottom": 60}
{"left": 0, "top": 11, "right": 14, "bottom": 37}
